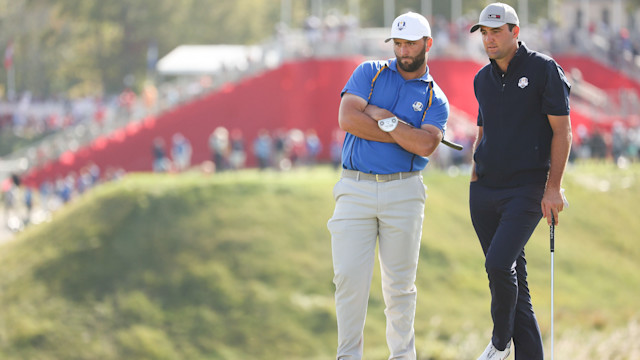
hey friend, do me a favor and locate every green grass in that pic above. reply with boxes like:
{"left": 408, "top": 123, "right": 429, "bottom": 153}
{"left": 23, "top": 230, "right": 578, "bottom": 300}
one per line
{"left": 0, "top": 162, "right": 639, "bottom": 359}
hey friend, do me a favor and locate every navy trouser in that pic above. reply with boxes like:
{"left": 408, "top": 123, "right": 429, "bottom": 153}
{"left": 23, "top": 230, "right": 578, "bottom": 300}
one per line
{"left": 469, "top": 182, "right": 544, "bottom": 360}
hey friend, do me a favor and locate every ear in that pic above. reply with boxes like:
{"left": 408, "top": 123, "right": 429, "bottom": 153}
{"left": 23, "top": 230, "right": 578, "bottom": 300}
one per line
{"left": 425, "top": 37, "right": 433, "bottom": 51}
{"left": 512, "top": 25, "right": 520, "bottom": 39}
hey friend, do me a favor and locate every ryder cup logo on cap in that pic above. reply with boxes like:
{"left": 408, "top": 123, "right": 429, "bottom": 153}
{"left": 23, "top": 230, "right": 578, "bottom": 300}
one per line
{"left": 385, "top": 12, "right": 431, "bottom": 43}
{"left": 469, "top": 2, "right": 519, "bottom": 33}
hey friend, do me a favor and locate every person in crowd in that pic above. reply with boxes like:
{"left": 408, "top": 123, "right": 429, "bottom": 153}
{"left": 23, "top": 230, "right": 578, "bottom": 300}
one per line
{"left": 287, "top": 129, "right": 306, "bottom": 167}
{"left": 272, "top": 129, "right": 288, "bottom": 170}
{"left": 229, "top": 129, "right": 247, "bottom": 170}
{"left": 171, "top": 132, "right": 193, "bottom": 172}
{"left": 305, "top": 129, "right": 323, "bottom": 166}
{"left": 152, "top": 137, "right": 170, "bottom": 172}
{"left": 253, "top": 129, "right": 273, "bottom": 170}
{"left": 209, "top": 127, "right": 230, "bottom": 171}
{"left": 329, "top": 128, "right": 344, "bottom": 170}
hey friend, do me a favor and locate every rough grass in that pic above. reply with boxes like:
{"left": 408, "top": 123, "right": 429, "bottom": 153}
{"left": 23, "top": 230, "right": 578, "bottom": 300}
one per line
{"left": 0, "top": 162, "right": 638, "bottom": 359}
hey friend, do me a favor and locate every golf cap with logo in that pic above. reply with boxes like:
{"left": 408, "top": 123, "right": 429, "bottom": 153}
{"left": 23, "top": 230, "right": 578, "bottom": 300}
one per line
{"left": 469, "top": 2, "right": 519, "bottom": 33}
{"left": 385, "top": 12, "right": 431, "bottom": 43}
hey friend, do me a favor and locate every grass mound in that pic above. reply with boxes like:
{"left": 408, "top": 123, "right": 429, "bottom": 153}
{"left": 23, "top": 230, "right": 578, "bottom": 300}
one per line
{"left": 0, "top": 163, "right": 638, "bottom": 359}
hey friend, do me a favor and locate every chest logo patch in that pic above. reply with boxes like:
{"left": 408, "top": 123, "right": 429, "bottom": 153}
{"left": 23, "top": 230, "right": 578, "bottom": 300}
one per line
{"left": 412, "top": 101, "right": 423, "bottom": 112}
{"left": 518, "top": 77, "right": 529, "bottom": 89}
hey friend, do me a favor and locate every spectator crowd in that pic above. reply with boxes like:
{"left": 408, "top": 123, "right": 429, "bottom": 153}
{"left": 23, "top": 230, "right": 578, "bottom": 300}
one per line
{"left": 2, "top": 5, "right": 640, "bottom": 236}
{"left": 150, "top": 126, "right": 339, "bottom": 175}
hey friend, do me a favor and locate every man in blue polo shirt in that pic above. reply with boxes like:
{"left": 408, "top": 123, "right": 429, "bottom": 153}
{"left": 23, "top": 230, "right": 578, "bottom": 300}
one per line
{"left": 469, "top": 3, "right": 572, "bottom": 360}
{"left": 327, "top": 11, "right": 449, "bottom": 360}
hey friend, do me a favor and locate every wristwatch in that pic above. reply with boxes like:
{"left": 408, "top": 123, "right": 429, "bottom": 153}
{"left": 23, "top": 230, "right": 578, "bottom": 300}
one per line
{"left": 378, "top": 116, "right": 398, "bottom": 132}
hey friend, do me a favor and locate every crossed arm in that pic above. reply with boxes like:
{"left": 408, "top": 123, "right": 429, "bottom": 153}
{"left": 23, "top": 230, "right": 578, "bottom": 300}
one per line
{"left": 338, "top": 93, "right": 443, "bottom": 157}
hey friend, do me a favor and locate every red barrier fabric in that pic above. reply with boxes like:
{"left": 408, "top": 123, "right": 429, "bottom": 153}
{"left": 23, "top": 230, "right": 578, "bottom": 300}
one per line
{"left": 25, "top": 56, "right": 634, "bottom": 186}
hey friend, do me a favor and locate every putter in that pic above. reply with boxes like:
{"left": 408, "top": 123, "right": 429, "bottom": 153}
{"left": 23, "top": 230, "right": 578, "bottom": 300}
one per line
{"left": 550, "top": 214, "right": 555, "bottom": 360}
{"left": 394, "top": 117, "right": 464, "bottom": 151}
{"left": 550, "top": 190, "right": 569, "bottom": 360}
{"left": 441, "top": 138, "right": 464, "bottom": 151}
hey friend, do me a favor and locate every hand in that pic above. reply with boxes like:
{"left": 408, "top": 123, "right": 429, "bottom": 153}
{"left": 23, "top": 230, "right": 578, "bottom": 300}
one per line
{"left": 541, "top": 188, "right": 569, "bottom": 226}
{"left": 470, "top": 163, "right": 478, "bottom": 182}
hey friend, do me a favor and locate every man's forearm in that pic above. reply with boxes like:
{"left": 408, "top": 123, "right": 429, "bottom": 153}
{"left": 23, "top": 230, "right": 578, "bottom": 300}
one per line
{"left": 388, "top": 123, "right": 441, "bottom": 157}
{"left": 340, "top": 111, "right": 394, "bottom": 142}
{"left": 338, "top": 98, "right": 394, "bottom": 143}
{"left": 546, "top": 115, "right": 572, "bottom": 190}
{"left": 470, "top": 127, "right": 483, "bottom": 181}
{"left": 546, "top": 130, "right": 572, "bottom": 190}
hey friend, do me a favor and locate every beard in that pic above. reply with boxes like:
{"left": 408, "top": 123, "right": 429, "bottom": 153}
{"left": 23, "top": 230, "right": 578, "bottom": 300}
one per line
{"left": 396, "top": 43, "right": 427, "bottom": 73}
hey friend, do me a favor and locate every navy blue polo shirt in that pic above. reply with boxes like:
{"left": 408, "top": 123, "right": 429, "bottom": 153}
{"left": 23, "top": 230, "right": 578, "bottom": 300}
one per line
{"left": 340, "top": 59, "right": 449, "bottom": 174}
{"left": 473, "top": 42, "right": 571, "bottom": 188}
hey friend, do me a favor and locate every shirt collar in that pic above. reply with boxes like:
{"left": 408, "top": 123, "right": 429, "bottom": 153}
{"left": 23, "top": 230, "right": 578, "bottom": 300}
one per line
{"left": 389, "top": 58, "right": 434, "bottom": 82}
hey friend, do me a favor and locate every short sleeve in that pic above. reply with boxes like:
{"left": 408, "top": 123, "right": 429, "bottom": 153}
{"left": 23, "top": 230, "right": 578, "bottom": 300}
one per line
{"left": 422, "top": 82, "right": 449, "bottom": 134}
{"left": 341, "top": 61, "right": 385, "bottom": 101}
{"left": 541, "top": 60, "right": 571, "bottom": 116}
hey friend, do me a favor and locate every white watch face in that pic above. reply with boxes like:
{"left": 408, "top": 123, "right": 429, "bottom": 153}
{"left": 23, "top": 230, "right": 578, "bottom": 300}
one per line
{"left": 379, "top": 117, "right": 398, "bottom": 132}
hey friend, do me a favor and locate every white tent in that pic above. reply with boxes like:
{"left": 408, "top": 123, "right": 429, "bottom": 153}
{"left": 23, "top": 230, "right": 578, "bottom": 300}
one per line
{"left": 156, "top": 45, "right": 263, "bottom": 75}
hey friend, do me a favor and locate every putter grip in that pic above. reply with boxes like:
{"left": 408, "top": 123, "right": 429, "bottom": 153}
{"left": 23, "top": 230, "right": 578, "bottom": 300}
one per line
{"left": 441, "top": 139, "right": 463, "bottom": 151}
{"left": 550, "top": 215, "right": 555, "bottom": 252}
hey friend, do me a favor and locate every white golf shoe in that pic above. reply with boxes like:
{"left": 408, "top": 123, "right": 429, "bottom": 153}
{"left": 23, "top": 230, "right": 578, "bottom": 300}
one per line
{"left": 477, "top": 340, "right": 511, "bottom": 360}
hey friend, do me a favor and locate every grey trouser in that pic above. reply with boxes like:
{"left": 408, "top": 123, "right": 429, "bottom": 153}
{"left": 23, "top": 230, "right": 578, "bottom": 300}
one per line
{"left": 328, "top": 170, "right": 427, "bottom": 360}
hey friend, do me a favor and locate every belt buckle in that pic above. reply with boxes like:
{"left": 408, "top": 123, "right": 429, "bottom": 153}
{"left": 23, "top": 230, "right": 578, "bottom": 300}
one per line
{"left": 375, "top": 174, "right": 385, "bottom": 182}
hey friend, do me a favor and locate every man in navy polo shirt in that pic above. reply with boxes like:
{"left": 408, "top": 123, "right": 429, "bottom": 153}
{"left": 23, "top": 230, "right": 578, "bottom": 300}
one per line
{"left": 327, "top": 11, "right": 449, "bottom": 360}
{"left": 469, "top": 3, "right": 572, "bottom": 360}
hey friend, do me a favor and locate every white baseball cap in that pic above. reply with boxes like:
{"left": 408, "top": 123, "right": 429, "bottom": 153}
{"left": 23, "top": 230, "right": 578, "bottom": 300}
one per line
{"left": 385, "top": 12, "right": 431, "bottom": 43}
{"left": 470, "top": 2, "right": 520, "bottom": 33}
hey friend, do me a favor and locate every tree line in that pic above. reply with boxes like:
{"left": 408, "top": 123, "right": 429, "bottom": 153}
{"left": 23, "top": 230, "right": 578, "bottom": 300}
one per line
{"left": 0, "top": 0, "right": 591, "bottom": 98}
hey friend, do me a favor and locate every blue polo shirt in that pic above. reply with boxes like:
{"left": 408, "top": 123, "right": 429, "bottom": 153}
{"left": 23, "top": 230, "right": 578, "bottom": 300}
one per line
{"left": 340, "top": 59, "right": 449, "bottom": 174}
{"left": 473, "top": 42, "right": 571, "bottom": 188}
